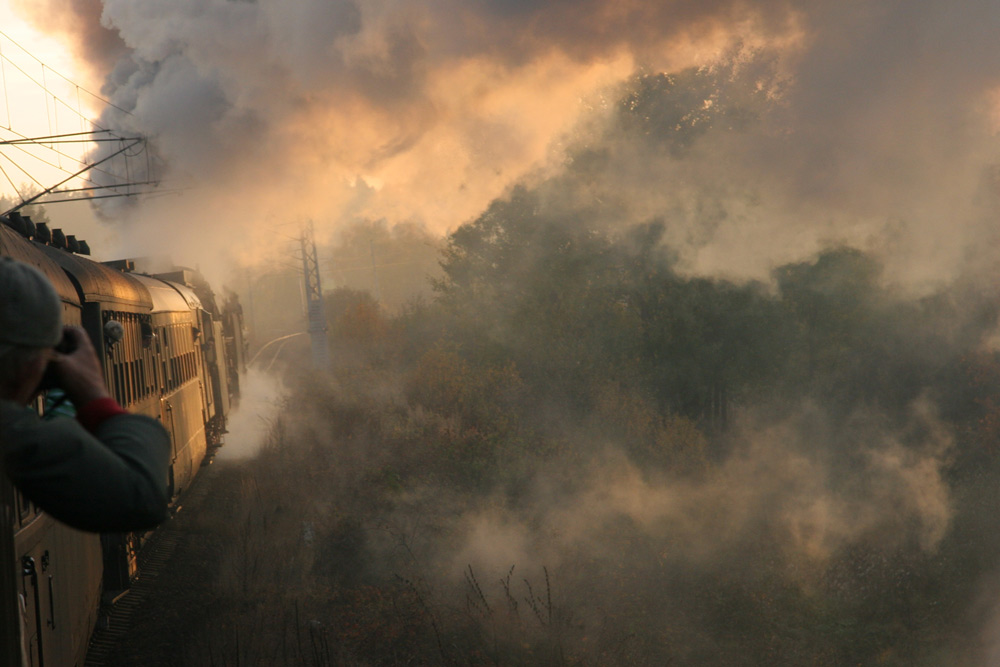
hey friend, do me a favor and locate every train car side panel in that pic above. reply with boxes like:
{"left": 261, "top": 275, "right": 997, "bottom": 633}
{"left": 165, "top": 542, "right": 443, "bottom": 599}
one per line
{"left": 1, "top": 223, "right": 104, "bottom": 667}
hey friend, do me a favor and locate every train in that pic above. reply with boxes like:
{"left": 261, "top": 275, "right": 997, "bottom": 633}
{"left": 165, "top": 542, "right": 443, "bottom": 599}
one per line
{"left": 0, "top": 211, "right": 247, "bottom": 666}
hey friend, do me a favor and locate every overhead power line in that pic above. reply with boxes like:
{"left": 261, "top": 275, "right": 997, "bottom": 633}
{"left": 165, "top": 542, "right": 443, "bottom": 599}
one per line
{"left": 0, "top": 29, "right": 133, "bottom": 122}
{"left": 0, "top": 30, "right": 160, "bottom": 211}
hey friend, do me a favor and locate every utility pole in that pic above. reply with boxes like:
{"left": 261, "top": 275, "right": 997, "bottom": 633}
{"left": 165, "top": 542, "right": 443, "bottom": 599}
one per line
{"left": 300, "top": 221, "right": 330, "bottom": 370}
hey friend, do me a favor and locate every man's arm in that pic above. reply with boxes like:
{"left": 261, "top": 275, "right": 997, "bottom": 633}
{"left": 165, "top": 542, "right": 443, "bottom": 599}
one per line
{"left": 2, "top": 400, "right": 170, "bottom": 532}
{"left": 2, "top": 325, "right": 171, "bottom": 532}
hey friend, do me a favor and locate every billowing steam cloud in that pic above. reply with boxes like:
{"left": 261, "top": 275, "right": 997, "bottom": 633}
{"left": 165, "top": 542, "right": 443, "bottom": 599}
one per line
{"left": 12, "top": 0, "right": 1000, "bottom": 288}
{"left": 216, "top": 367, "right": 287, "bottom": 460}
{"left": 11, "top": 3, "right": 1000, "bottom": 660}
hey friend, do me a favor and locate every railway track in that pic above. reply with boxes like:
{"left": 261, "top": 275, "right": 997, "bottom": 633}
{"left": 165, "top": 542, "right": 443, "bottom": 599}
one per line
{"left": 83, "top": 461, "right": 225, "bottom": 667}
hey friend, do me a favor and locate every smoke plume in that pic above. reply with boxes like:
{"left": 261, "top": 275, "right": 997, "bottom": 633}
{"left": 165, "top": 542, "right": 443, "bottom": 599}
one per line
{"left": 6, "top": 0, "right": 997, "bottom": 290}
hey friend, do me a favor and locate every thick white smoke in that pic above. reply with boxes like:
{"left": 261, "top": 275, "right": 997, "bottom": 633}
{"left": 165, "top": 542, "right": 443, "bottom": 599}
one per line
{"left": 216, "top": 367, "right": 286, "bottom": 460}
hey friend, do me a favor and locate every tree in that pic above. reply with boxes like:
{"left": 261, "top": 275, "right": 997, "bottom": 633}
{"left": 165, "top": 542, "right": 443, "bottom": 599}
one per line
{"left": 0, "top": 192, "right": 50, "bottom": 223}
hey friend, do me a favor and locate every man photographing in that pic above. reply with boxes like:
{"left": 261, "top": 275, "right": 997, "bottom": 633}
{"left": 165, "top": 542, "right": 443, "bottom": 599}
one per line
{"left": 0, "top": 256, "right": 170, "bottom": 533}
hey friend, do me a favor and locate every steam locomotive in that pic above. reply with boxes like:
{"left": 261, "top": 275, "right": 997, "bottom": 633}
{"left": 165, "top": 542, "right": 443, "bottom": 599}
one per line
{"left": 0, "top": 211, "right": 247, "bottom": 666}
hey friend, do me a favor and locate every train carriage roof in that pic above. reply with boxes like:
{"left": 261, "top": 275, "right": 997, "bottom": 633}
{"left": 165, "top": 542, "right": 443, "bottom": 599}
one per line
{"left": 153, "top": 268, "right": 218, "bottom": 314}
{"left": 0, "top": 224, "right": 80, "bottom": 307}
{"left": 130, "top": 274, "right": 194, "bottom": 313}
{"left": 166, "top": 281, "right": 204, "bottom": 311}
{"left": 32, "top": 243, "right": 152, "bottom": 309}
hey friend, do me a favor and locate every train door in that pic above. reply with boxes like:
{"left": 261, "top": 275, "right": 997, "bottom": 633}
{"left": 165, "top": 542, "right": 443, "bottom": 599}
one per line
{"left": 19, "top": 537, "right": 82, "bottom": 667}
{"left": 199, "top": 311, "right": 216, "bottom": 425}
{"left": 1, "top": 474, "right": 22, "bottom": 667}
{"left": 161, "top": 396, "right": 178, "bottom": 499}
{"left": 19, "top": 542, "right": 44, "bottom": 667}
{"left": 16, "top": 407, "right": 50, "bottom": 666}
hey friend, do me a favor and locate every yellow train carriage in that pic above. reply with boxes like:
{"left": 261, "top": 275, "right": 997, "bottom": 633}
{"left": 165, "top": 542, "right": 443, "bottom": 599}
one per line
{"left": 1, "top": 222, "right": 104, "bottom": 667}
{"left": 130, "top": 274, "right": 209, "bottom": 499}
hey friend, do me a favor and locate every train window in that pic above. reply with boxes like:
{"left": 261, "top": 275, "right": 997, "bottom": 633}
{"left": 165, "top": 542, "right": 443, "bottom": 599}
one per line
{"left": 174, "top": 325, "right": 181, "bottom": 388}
{"left": 123, "top": 315, "right": 131, "bottom": 405}
{"left": 149, "top": 346, "right": 158, "bottom": 394}
{"left": 112, "top": 362, "right": 122, "bottom": 405}
{"left": 129, "top": 317, "right": 137, "bottom": 405}
{"left": 107, "top": 311, "right": 121, "bottom": 404}
{"left": 141, "top": 321, "right": 154, "bottom": 349}
{"left": 127, "top": 361, "right": 135, "bottom": 406}
{"left": 137, "top": 317, "right": 150, "bottom": 398}
{"left": 140, "top": 324, "right": 148, "bottom": 398}
{"left": 160, "top": 326, "right": 170, "bottom": 390}
{"left": 119, "top": 363, "right": 128, "bottom": 406}
{"left": 179, "top": 326, "right": 188, "bottom": 383}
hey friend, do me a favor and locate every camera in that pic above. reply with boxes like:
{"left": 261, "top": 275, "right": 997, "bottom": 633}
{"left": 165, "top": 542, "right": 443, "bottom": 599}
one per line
{"left": 54, "top": 330, "right": 77, "bottom": 354}
{"left": 37, "top": 330, "right": 77, "bottom": 392}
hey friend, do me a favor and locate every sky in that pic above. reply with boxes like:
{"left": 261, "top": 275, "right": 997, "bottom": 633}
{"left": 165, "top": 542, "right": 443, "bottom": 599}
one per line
{"left": 2, "top": 0, "right": 1000, "bottom": 291}
{"left": 0, "top": 3, "right": 99, "bottom": 192}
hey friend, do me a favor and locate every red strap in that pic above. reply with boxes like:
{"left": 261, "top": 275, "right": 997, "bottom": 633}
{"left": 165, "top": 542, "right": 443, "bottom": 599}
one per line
{"left": 77, "top": 397, "right": 128, "bottom": 433}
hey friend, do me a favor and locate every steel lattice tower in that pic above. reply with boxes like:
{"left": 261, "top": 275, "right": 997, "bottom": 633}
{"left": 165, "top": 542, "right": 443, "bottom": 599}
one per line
{"left": 300, "top": 221, "right": 330, "bottom": 369}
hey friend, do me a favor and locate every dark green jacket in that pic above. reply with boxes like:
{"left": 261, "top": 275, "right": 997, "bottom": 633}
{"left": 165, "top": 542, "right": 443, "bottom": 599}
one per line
{"left": 1, "top": 400, "right": 170, "bottom": 532}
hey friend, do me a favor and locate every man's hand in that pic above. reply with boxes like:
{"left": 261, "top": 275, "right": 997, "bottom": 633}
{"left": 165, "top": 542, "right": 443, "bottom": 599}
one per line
{"left": 50, "top": 325, "right": 111, "bottom": 406}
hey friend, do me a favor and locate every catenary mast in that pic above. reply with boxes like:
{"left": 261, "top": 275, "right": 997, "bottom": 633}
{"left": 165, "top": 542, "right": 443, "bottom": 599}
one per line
{"left": 300, "top": 220, "right": 331, "bottom": 370}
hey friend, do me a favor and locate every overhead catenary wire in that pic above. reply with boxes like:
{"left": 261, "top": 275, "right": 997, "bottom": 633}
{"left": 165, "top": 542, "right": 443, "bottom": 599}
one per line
{"left": 0, "top": 41, "right": 95, "bottom": 129}
{"left": 0, "top": 29, "right": 133, "bottom": 123}
{"left": 0, "top": 159, "right": 17, "bottom": 195}
{"left": 0, "top": 29, "right": 161, "bottom": 209}
{"left": 0, "top": 38, "right": 9, "bottom": 130}
{"left": 0, "top": 127, "right": 149, "bottom": 200}
{"left": 0, "top": 128, "right": 158, "bottom": 207}
{"left": 0, "top": 129, "right": 153, "bottom": 182}
{"left": 2, "top": 136, "right": 147, "bottom": 215}
{"left": 0, "top": 129, "right": 148, "bottom": 201}
{"left": 0, "top": 145, "right": 47, "bottom": 191}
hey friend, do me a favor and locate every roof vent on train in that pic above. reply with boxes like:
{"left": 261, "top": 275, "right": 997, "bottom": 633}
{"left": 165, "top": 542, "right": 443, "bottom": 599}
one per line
{"left": 22, "top": 215, "right": 38, "bottom": 240}
{"left": 2, "top": 212, "right": 27, "bottom": 237}
{"left": 51, "top": 228, "right": 68, "bottom": 250}
{"left": 19, "top": 215, "right": 37, "bottom": 239}
{"left": 34, "top": 222, "right": 52, "bottom": 244}
{"left": 66, "top": 235, "right": 81, "bottom": 254}
{"left": 77, "top": 240, "right": 91, "bottom": 255}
